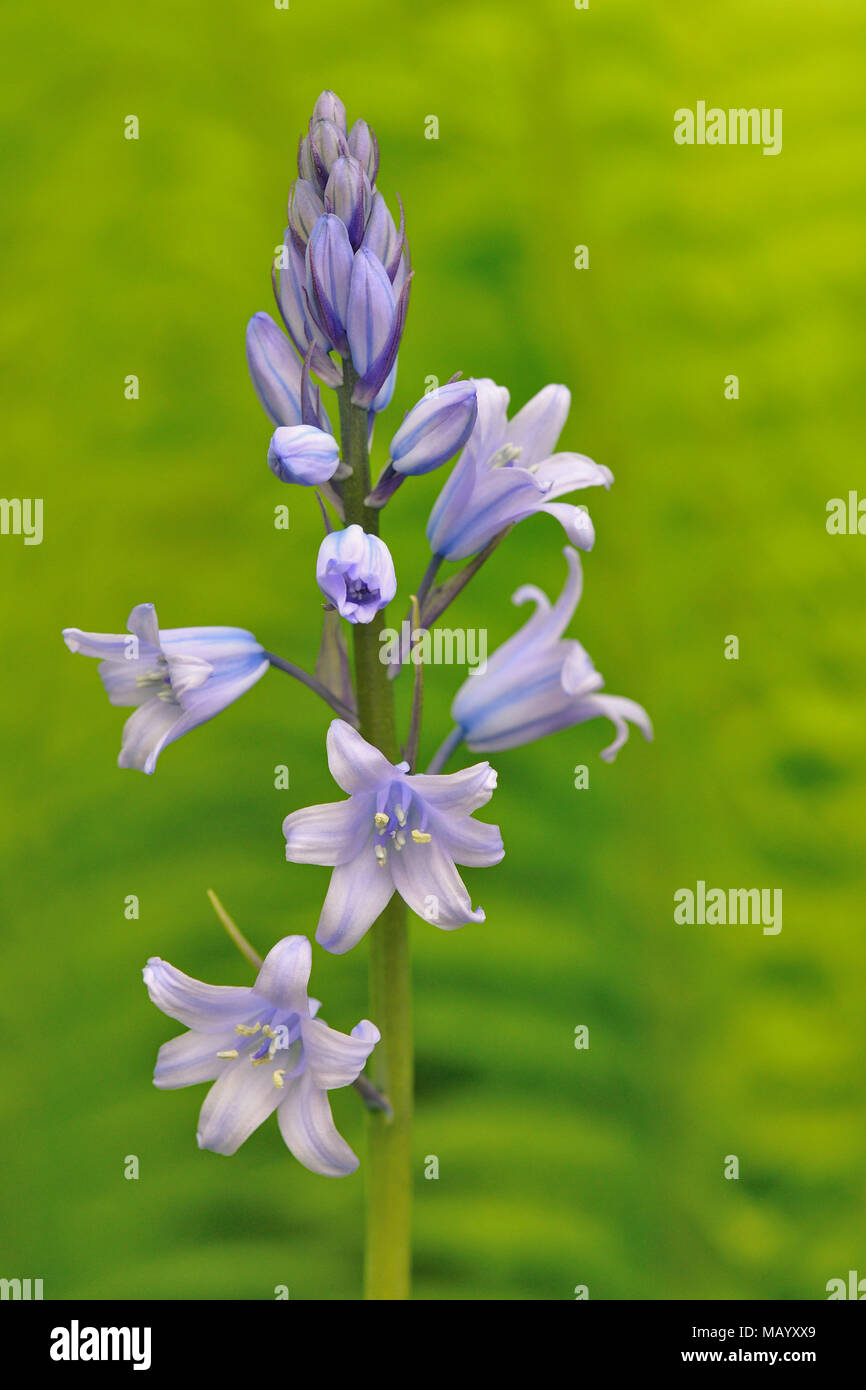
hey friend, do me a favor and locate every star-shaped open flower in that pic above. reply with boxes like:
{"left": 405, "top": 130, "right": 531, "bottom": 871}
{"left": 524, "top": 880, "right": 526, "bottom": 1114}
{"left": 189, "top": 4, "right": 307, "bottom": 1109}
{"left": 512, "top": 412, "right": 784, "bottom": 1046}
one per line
{"left": 143, "top": 935, "right": 379, "bottom": 1177}
{"left": 426, "top": 378, "right": 613, "bottom": 561}
{"left": 283, "top": 721, "right": 504, "bottom": 953}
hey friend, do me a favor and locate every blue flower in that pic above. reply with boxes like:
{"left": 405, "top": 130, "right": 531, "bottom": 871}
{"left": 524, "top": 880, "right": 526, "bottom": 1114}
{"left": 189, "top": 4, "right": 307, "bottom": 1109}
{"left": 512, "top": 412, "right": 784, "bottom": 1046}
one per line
{"left": 268, "top": 424, "right": 340, "bottom": 486}
{"left": 62, "top": 604, "right": 269, "bottom": 773}
{"left": 143, "top": 936, "right": 379, "bottom": 1175}
{"left": 317, "top": 525, "right": 397, "bottom": 624}
{"left": 283, "top": 720, "right": 504, "bottom": 954}
{"left": 388, "top": 380, "right": 478, "bottom": 476}
{"left": 426, "top": 378, "right": 613, "bottom": 561}
{"left": 451, "top": 547, "right": 653, "bottom": 760}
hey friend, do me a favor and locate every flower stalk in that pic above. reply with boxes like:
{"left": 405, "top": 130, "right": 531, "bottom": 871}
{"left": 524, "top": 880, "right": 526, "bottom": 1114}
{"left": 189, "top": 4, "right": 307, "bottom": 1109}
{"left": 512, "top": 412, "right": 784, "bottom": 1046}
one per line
{"left": 338, "top": 363, "right": 413, "bottom": 1301}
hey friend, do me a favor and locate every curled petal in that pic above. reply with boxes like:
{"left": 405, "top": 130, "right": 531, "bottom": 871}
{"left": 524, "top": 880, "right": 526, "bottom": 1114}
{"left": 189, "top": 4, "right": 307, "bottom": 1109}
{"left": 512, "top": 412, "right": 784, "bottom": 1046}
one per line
{"left": 301, "top": 1016, "right": 380, "bottom": 1090}
{"left": 408, "top": 760, "right": 498, "bottom": 815}
{"left": 543, "top": 501, "right": 596, "bottom": 550}
{"left": 143, "top": 958, "right": 254, "bottom": 1032}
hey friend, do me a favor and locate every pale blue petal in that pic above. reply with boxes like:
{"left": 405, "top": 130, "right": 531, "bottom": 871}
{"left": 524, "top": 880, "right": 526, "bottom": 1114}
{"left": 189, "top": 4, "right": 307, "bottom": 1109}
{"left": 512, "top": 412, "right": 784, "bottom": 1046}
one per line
{"left": 283, "top": 796, "right": 373, "bottom": 866}
{"left": 277, "top": 1071, "right": 359, "bottom": 1176}
{"left": 316, "top": 849, "right": 395, "bottom": 954}
{"left": 253, "top": 935, "right": 312, "bottom": 1013}
{"left": 196, "top": 1055, "right": 284, "bottom": 1155}
{"left": 301, "top": 1016, "right": 380, "bottom": 1089}
{"left": 143, "top": 958, "right": 254, "bottom": 1032}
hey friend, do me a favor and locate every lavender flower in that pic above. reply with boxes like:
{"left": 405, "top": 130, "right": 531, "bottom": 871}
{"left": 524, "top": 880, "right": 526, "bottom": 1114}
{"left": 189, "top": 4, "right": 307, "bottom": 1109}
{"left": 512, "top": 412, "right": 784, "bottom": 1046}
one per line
{"left": 283, "top": 720, "right": 503, "bottom": 953}
{"left": 389, "top": 381, "right": 478, "bottom": 476}
{"left": 268, "top": 424, "right": 340, "bottom": 486}
{"left": 246, "top": 311, "right": 332, "bottom": 429}
{"left": 144, "top": 935, "right": 379, "bottom": 1176}
{"left": 426, "top": 378, "right": 613, "bottom": 561}
{"left": 451, "top": 547, "right": 653, "bottom": 760}
{"left": 63, "top": 604, "right": 269, "bottom": 774}
{"left": 317, "top": 525, "right": 396, "bottom": 624}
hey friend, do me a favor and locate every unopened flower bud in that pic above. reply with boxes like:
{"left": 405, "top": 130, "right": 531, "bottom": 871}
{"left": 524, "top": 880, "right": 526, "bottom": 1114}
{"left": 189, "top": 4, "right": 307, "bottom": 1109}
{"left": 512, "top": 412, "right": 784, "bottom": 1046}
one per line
{"left": 324, "top": 157, "right": 372, "bottom": 251}
{"left": 268, "top": 424, "right": 340, "bottom": 486}
{"left": 389, "top": 381, "right": 478, "bottom": 476}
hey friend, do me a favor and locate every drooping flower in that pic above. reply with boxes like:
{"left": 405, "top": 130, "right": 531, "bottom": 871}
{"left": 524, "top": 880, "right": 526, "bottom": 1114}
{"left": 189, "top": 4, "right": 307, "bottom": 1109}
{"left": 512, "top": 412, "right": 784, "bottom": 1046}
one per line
{"left": 283, "top": 720, "right": 503, "bottom": 954}
{"left": 317, "top": 525, "right": 396, "bottom": 624}
{"left": 268, "top": 424, "right": 340, "bottom": 486}
{"left": 426, "top": 378, "right": 613, "bottom": 561}
{"left": 451, "top": 547, "right": 653, "bottom": 760}
{"left": 388, "top": 380, "right": 478, "bottom": 476}
{"left": 143, "top": 936, "right": 379, "bottom": 1176}
{"left": 63, "top": 604, "right": 269, "bottom": 774}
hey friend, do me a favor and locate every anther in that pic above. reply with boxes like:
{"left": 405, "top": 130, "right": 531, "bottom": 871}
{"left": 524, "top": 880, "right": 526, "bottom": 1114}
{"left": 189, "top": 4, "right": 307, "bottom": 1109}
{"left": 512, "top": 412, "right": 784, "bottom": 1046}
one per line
{"left": 273, "top": 1070, "right": 286, "bottom": 1089}
{"left": 216, "top": 1049, "right": 239, "bottom": 1059}
{"left": 374, "top": 812, "right": 390, "bottom": 828}
{"left": 411, "top": 829, "right": 432, "bottom": 843}
{"left": 374, "top": 844, "right": 388, "bottom": 868}
{"left": 235, "top": 1022, "right": 261, "bottom": 1036}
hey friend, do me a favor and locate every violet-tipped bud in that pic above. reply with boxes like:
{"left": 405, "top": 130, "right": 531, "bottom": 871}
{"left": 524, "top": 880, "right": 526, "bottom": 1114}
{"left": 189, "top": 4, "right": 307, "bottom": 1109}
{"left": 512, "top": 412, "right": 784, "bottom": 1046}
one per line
{"left": 361, "top": 192, "right": 405, "bottom": 283}
{"left": 347, "top": 119, "right": 379, "bottom": 183}
{"left": 287, "top": 179, "right": 325, "bottom": 253}
{"left": 324, "top": 157, "right": 372, "bottom": 251}
{"left": 268, "top": 425, "right": 340, "bottom": 486}
{"left": 389, "top": 380, "right": 478, "bottom": 476}
{"left": 311, "top": 89, "right": 347, "bottom": 134}
{"left": 245, "top": 311, "right": 303, "bottom": 427}
{"left": 305, "top": 214, "right": 354, "bottom": 356}
{"left": 308, "top": 119, "right": 349, "bottom": 192}
{"left": 316, "top": 524, "right": 397, "bottom": 625}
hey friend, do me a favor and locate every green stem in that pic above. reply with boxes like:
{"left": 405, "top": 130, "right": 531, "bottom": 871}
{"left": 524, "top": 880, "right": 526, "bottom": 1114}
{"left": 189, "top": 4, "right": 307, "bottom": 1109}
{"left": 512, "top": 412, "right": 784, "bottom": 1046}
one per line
{"left": 338, "top": 364, "right": 413, "bottom": 1301}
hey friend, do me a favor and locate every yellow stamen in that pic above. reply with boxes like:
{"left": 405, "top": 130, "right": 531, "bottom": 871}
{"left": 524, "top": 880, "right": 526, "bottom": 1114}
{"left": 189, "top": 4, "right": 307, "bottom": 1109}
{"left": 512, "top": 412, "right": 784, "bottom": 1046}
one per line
{"left": 261, "top": 1025, "right": 278, "bottom": 1038}
{"left": 273, "top": 1070, "right": 286, "bottom": 1089}
{"left": 411, "top": 829, "right": 432, "bottom": 843}
{"left": 216, "top": 1049, "right": 239, "bottom": 1059}
{"left": 235, "top": 1022, "right": 261, "bottom": 1036}
{"left": 374, "top": 812, "right": 389, "bottom": 828}
{"left": 394, "top": 805, "right": 407, "bottom": 827}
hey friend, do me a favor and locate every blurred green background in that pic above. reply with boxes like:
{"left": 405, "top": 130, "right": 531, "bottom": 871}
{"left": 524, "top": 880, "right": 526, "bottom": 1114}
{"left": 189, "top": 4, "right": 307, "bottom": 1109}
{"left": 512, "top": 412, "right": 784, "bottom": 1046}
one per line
{"left": 1, "top": 0, "right": 864, "bottom": 1301}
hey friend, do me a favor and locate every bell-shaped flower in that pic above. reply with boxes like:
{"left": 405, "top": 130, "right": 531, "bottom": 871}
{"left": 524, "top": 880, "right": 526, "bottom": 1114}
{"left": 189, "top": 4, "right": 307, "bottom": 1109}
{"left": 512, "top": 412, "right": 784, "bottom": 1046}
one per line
{"left": 268, "top": 424, "right": 340, "bottom": 486}
{"left": 62, "top": 604, "right": 269, "bottom": 774}
{"left": 316, "top": 525, "right": 396, "bottom": 624}
{"left": 426, "top": 378, "right": 613, "bottom": 561}
{"left": 451, "top": 547, "right": 653, "bottom": 761}
{"left": 283, "top": 721, "right": 504, "bottom": 954}
{"left": 143, "top": 935, "right": 379, "bottom": 1176}
{"left": 389, "top": 380, "right": 478, "bottom": 476}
